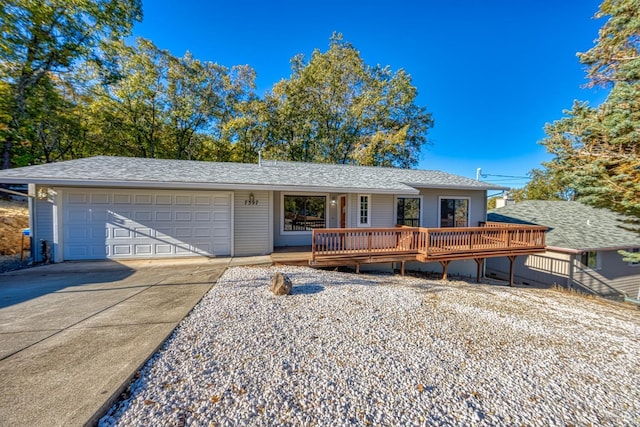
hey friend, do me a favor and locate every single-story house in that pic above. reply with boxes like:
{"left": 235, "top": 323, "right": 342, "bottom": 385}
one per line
{"left": 0, "top": 156, "right": 507, "bottom": 275}
{"left": 487, "top": 201, "right": 640, "bottom": 301}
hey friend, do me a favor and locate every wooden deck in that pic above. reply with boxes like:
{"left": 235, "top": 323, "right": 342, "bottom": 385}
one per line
{"left": 272, "top": 222, "right": 547, "bottom": 285}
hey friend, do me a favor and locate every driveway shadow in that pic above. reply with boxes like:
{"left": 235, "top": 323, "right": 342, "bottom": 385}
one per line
{"left": 0, "top": 261, "right": 135, "bottom": 309}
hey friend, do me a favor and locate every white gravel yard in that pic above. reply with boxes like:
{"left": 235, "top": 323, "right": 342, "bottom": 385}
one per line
{"left": 99, "top": 266, "right": 640, "bottom": 427}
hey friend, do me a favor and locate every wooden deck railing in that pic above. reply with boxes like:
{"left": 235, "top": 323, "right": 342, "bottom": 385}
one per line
{"left": 416, "top": 225, "right": 547, "bottom": 260}
{"left": 310, "top": 224, "right": 547, "bottom": 264}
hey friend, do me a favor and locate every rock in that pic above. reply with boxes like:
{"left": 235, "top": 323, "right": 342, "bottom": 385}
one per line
{"left": 270, "top": 272, "right": 292, "bottom": 295}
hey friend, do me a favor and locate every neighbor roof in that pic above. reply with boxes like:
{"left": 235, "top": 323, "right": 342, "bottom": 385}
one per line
{"left": 489, "top": 201, "right": 640, "bottom": 251}
{"left": 0, "top": 156, "right": 507, "bottom": 194}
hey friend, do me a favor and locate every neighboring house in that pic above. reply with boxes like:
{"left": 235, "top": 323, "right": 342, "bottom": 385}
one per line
{"left": 0, "top": 156, "right": 506, "bottom": 275}
{"left": 487, "top": 201, "right": 640, "bottom": 300}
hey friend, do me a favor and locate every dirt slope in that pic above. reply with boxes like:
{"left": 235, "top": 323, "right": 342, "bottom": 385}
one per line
{"left": 0, "top": 199, "right": 29, "bottom": 255}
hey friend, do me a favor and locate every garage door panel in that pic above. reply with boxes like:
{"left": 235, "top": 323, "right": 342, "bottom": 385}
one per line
{"left": 175, "top": 211, "right": 192, "bottom": 221}
{"left": 156, "top": 195, "right": 172, "bottom": 205}
{"left": 113, "top": 194, "right": 132, "bottom": 204}
{"left": 134, "top": 244, "right": 152, "bottom": 255}
{"left": 134, "top": 211, "right": 153, "bottom": 221}
{"left": 195, "top": 196, "right": 211, "bottom": 205}
{"left": 91, "top": 194, "right": 110, "bottom": 204}
{"left": 155, "top": 211, "right": 172, "bottom": 221}
{"left": 175, "top": 228, "right": 192, "bottom": 238}
{"left": 91, "top": 210, "right": 109, "bottom": 221}
{"left": 134, "top": 194, "right": 153, "bottom": 204}
{"left": 175, "top": 195, "right": 192, "bottom": 205}
{"left": 112, "top": 228, "right": 132, "bottom": 238}
{"left": 194, "top": 228, "right": 211, "bottom": 237}
{"left": 63, "top": 189, "right": 231, "bottom": 260}
{"left": 155, "top": 244, "right": 172, "bottom": 254}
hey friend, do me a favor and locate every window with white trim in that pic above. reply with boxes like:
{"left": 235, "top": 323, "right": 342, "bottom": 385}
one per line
{"left": 358, "top": 194, "right": 371, "bottom": 227}
{"left": 282, "top": 195, "right": 326, "bottom": 232}
{"left": 439, "top": 197, "right": 469, "bottom": 227}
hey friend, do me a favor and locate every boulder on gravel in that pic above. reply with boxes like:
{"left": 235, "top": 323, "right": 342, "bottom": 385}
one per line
{"left": 270, "top": 272, "right": 292, "bottom": 295}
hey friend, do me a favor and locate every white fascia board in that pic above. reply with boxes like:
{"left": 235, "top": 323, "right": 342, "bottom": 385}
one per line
{"left": 2, "top": 178, "right": 419, "bottom": 195}
{"left": 407, "top": 183, "right": 510, "bottom": 191}
{"left": 547, "top": 245, "right": 640, "bottom": 254}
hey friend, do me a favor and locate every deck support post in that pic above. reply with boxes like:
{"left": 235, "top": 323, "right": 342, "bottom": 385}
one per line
{"left": 401, "top": 261, "right": 405, "bottom": 276}
{"left": 439, "top": 260, "right": 450, "bottom": 281}
{"left": 355, "top": 263, "right": 360, "bottom": 274}
{"left": 508, "top": 255, "right": 517, "bottom": 286}
{"left": 474, "top": 258, "right": 484, "bottom": 283}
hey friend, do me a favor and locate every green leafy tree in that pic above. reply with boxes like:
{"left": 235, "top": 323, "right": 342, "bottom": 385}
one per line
{"left": 261, "top": 33, "right": 433, "bottom": 167}
{"left": 17, "top": 74, "right": 88, "bottom": 165}
{"left": 87, "top": 38, "right": 168, "bottom": 158}
{"left": 0, "top": 0, "right": 142, "bottom": 168}
{"left": 511, "top": 168, "right": 573, "bottom": 202}
{"left": 534, "top": 0, "right": 640, "bottom": 217}
{"left": 87, "top": 38, "right": 257, "bottom": 160}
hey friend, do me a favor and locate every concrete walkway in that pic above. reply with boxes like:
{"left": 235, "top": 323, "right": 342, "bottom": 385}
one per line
{"left": 0, "top": 256, "right": 270, "bottom": 427}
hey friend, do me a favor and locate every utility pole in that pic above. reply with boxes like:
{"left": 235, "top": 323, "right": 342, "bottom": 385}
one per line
{"left": 476, "top": 167, "right": 482, "bottom": 181}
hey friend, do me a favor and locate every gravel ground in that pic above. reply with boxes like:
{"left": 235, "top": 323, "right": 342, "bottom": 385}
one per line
{"left": 100, "top": 266, "right": 640, "bottom": 426}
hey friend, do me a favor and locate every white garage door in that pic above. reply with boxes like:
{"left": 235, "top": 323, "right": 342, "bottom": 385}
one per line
{"left": 63, "top": 189, "right": 232, "bottom": 260}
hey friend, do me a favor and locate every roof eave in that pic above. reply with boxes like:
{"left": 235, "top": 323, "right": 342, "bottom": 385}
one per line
{"left": 0, "top": 177, "right": 418, "bottom": 195}
{"left": 408, "top": 183, "right": 508, "bottom": 191}
{"left": 547, "top": 245, "right": 640, "bottom": 254}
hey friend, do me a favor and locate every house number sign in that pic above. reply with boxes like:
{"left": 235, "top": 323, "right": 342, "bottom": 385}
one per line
{"left": 245, "top": 193, "right": 259, "bottom": 205}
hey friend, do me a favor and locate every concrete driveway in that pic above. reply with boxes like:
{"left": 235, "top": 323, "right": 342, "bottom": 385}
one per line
{"left": 0, "top": 257, "right": 265, "bottom": 427}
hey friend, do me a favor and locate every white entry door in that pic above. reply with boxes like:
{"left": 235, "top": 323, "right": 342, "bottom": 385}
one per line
{"left": 62, "top": 188, "right": 232, "bottom": 260}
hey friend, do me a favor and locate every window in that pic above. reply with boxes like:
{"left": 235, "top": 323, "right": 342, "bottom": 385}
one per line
{"left": 358, "top": 194, "right": 370, "bottom": 227}
{"left": 283, "top": 195, "right": 326, "bottom": 232}
{"left": 580, "top": 251, "right": 599, "bottom": 270}
{"left": 397, "top": 197, "right": 421, "bottom": 226}
{"left": 439, "top": 198, "right": 469, "bottom": 227}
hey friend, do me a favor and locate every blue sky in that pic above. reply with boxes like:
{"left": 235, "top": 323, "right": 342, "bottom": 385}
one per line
{"left": 131, "top": 0, "right": 608, "bottom": 187}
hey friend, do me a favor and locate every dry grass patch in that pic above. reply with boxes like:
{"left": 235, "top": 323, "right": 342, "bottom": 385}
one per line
{"left": 0, "top": 199, "right": 29, "bottom": 255}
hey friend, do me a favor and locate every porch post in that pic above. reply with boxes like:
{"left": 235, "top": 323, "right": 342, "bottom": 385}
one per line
{"left": 439, "top": 260, "right": 450, "bottom": 281}
{"left": 474, "top": 258, "right": 484, "bottom": 283}
{"left": 508, "top": 255, "right": 517, "bottom": 287}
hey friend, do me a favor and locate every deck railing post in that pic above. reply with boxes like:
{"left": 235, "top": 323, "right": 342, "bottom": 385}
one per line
{"left": 311, "top": 229, "right": 316, "bottom": 261}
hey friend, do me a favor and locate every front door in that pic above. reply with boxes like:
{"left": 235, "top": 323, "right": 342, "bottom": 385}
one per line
{"left": 339, "top": 195, "right": 346, "bottom": 228}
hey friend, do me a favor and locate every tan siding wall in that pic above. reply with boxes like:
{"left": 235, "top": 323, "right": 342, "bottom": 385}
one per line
{"left": 234, "top": 190, "right": 271, "bottom": 256}
{"left": 371, "top": 194, "right": 394, "bottom": 227}
{"left": 347, "top": 194, "right": 395, "bottom": 228}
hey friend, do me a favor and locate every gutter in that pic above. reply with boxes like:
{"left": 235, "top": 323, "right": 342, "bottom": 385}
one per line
{"left": 0, "top": 178, "right": 420, "bottom": 195}
{"left": 0, "top": 187, "right": 35, "bottom": 198}
{"left": 547, "top": 245, "right": 640, "bottom": 254}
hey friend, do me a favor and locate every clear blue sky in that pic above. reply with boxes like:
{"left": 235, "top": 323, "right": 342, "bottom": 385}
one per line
{"left": 131, "top": 0, "right": 608, "bottom": 188}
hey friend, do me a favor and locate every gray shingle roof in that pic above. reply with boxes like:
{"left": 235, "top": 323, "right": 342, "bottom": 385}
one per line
{"left": 489, "top": 201, "right": 640, "bottom": 251}
{"left": 0, "top": 156, "right": 506, "bottom": 193}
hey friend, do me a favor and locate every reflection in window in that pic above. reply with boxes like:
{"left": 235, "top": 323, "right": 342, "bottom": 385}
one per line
{"left": 440, "top": 198, "right": 469, "bottom": 227}
{"left": 580, "top": 251, "right": 598, "bottom": 269}
{"left": 283, "top": 195, "right": 326, "bottom": 231}
{"left": 397, "top": 197, "right": 421, "bottom": 226}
